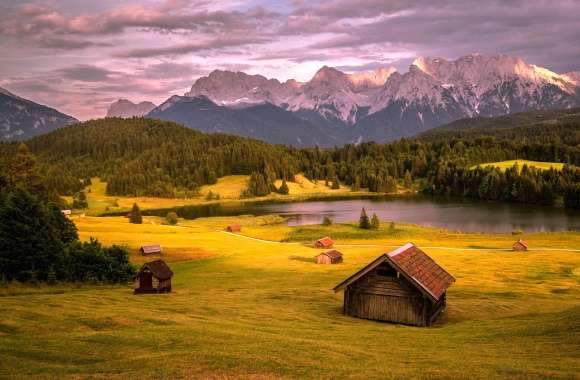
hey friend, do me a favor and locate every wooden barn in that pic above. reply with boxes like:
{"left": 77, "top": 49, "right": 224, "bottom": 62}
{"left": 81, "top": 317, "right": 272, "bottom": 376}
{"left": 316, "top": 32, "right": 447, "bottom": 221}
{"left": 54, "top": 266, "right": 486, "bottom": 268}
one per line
{"left": 140, "top": 244, "right": 162, "bottom": 256}
{"left": 513, "top": 239, "right": 528, "bottom": 251}
{"left": 314, "top": 236, "right": 334, "bottom": 248}
{"left": 334, "top": 243, "right": 455, "bottom": 327}
{"left": 134, "top": 259, "right": 173, "bottom": 294}
{"left": 225, "top": 224, "right": 241, "bottom": 233}
{"left": 316, "top": 250, "right": 343, "bottom": 264}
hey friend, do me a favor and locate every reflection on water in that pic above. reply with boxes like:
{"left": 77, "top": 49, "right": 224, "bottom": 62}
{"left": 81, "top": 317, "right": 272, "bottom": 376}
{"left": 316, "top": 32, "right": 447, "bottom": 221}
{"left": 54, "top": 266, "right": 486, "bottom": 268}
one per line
{"left": 146, "top": 195, "right": 580, "bottom": 234}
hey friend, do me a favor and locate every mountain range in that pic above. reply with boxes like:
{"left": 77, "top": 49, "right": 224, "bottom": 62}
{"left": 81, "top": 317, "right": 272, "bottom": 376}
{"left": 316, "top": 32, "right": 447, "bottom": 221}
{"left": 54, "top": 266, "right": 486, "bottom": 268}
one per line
{"left": 2, "top": 53, "right": 579, "bottom": 144}
{"left": 0, "top": 88, "right": 77, "bottom": 141}
{"left": 106, "top": 99, "right": 157, "bottom": 118}
{"left": 148, "top": 54, "right": 580, "bottom": 146}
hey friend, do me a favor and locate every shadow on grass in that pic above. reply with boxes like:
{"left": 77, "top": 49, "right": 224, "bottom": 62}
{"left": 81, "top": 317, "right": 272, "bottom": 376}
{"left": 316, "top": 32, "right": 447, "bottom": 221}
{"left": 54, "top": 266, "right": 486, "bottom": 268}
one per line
{"left": 289, "top": 255, "right": 315, "bottom": 263}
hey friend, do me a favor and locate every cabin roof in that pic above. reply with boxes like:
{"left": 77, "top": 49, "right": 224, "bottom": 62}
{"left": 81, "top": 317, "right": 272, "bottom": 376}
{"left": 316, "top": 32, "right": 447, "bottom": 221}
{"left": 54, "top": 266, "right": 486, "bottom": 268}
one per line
{"left": 316, "top": 236, "right": 334, "bottom": 246}
{"left": 514, "top": 239, "right": 528, "bottom": 248}
{"left": 140, "top": 244, "right": 162, "bottom": 254}
{"left": 318, "top": 250, "right": 343, "bottom": 259}
{"left": 333, "top": 243, "right": 455, "bottom": 302}
{"left": 140, "top": 259, "right": 173, "bottom": 280}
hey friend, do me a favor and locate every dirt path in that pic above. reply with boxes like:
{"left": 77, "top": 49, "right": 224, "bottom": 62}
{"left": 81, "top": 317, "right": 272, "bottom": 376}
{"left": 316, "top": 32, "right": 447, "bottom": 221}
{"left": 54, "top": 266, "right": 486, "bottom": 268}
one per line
{"left": 220, "top": 231, "right": 580, "bottom": 252}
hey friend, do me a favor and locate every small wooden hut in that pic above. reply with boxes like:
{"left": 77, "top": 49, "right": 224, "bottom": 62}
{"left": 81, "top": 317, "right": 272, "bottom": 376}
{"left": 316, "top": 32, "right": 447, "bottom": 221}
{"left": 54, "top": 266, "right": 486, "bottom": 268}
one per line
{"left": 314, "top": 236, "right": 334, "bottom": 248}
{"left": 334, "top": 243, "right": 455, "bottom": 327}
{"left": 316, "top": 250, "right": 343, "bottom": 264}
{"left": 61, "top": 209, "right": 72, "bottom": 218}
{"left": 140, "top": 244, "right": 162, "bottom": 256}
{"left": 134, "top": 259, "right": 173, "bottom": 294}
{"left": 513, "top": 239, "right": 528, "bottom": 251}
{"left": 225, "top": 224, "right": 242, "bottom": 233}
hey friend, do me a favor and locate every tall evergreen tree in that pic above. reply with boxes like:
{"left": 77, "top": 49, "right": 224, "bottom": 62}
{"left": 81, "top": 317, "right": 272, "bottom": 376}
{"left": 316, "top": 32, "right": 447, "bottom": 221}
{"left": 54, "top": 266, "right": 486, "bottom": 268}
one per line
{"left": 278, "top": 179, "right": 289, "bottom": 195}
{"left": 359, "top": 208, "right": 370, "bottom": 229}
{"left": 129, "top": 203, "right": 143, "bottom": 224}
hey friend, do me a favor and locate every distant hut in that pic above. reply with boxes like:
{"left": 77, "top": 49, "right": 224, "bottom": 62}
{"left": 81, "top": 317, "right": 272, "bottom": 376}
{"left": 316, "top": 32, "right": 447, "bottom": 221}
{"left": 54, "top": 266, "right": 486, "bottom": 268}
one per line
{"left": 513, "top": 239, "right": 528, "bottom": 251}
{"left": 225, "top": 224, "right": 242, "bottom": 233}
{"left": 61, "top": 209, "right": 72, "bottom": 218}
{"left": 134, "top": 259, "right": 173, "bottom": 294}
{"left": 139, "top": 244, "right": 162, "bottom": 256}
{"left": 314, "top": 236, "right": 334, "bottom": 248}
{"left": 334, "top": 243, "right": 455, "bottom": 327}
{"left": 316, "top": 250, "right": 343, "bottom": 264}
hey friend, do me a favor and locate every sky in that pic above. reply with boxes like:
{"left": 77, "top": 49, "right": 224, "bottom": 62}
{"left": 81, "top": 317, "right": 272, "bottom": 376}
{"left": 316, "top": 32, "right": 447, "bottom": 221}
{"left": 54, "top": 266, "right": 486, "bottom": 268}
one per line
{"left": 1, "top": 0, "right": 579, "bottom": 120}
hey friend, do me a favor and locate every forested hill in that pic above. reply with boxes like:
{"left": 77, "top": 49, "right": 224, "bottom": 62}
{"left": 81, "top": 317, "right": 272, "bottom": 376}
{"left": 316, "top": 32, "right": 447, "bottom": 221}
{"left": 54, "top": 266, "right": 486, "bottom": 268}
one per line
{"left": 0, "top": 113, "right": 579, "bottom": 208}
{"left": 0, "top": 118, "right": 300, "bottom": 197}
{"left": 419, "top": 107, "right": 580, "bottom": 143}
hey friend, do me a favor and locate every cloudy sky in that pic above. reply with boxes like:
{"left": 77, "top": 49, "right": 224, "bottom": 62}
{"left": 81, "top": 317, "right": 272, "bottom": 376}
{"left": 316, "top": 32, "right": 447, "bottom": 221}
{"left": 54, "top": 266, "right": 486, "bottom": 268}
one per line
{"left": 1, "top": 0, "right": 579, "bottom": 120}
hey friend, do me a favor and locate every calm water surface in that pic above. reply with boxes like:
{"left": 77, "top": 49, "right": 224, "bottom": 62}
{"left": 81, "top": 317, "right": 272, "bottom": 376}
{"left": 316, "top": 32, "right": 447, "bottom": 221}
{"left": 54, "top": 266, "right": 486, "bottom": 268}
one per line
{"left": 152, "top": 195, "right": 579, "bottom": 234}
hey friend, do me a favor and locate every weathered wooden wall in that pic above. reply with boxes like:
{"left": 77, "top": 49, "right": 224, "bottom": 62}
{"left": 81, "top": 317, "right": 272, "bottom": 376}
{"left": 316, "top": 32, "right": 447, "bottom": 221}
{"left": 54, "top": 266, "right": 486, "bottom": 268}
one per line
{"left": 343, "top": 267, "right": 428, "bottom": 326}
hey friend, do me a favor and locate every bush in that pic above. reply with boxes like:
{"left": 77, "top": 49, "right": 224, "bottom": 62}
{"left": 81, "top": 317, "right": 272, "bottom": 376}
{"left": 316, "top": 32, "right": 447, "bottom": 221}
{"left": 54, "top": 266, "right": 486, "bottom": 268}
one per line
{"left": 166, "top": 211, "right": 178, "bottom": 225}
{"left": 371, "top": 213, "right": 380, "bottom": 230}
{"left": 322, "top": 216, "right": 333, "bottom": 226}
{"left": 277, "top": 179, "right": 289, "bottom": 195}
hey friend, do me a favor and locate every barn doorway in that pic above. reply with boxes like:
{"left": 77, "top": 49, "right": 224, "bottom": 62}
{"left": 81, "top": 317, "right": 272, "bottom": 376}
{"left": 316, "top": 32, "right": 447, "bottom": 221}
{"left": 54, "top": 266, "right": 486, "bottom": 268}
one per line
{"left": 140, "top": 271, "right": 153, "bottom": 289}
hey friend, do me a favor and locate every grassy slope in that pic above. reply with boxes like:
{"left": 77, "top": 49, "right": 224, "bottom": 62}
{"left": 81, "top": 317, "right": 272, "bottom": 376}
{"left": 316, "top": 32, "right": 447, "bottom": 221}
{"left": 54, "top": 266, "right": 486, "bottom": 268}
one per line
{"left": 69, "top": 175, "right": 374, "bottom": 216}
{"left": 471, "top": 159, "right": 565, "bottom": 171}
{"left": 1, "top": 215, "right": 579, "bottom": 379}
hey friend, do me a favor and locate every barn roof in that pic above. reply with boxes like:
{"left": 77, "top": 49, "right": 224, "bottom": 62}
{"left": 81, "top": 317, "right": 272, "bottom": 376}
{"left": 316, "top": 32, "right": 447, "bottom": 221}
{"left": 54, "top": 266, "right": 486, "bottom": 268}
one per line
{"left": 333, "top": 243, "right": 455, "bottom": 302}
{"left": 140, "top": 244, "right": 162, "bottom": 254}
{"left": 514, "top": 239, "right": 528, "bottom": 248}
{"left": 141, "top": 259, "right": 173, "bottom": 280}
{"left": 319, "top": 250, "right": 343, "bottom": 259}
{"left": 316, "top": 236, "right": 334, "bottom": 246}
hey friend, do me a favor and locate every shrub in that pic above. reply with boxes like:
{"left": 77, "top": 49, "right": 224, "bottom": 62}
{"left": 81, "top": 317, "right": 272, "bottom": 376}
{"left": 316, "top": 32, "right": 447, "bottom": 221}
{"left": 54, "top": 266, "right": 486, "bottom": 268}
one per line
{"left": 322, "top": 216, "right": 333, "bottom": 226}
{"left": 371, "top": 213, "right": 380, "bottom": 230}
{"left": 166, "top": 211, "right": 178, "bottom": 225}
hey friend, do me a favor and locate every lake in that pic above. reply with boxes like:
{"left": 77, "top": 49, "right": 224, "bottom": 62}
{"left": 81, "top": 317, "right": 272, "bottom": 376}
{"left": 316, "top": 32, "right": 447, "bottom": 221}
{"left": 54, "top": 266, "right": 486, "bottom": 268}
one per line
{"left": 149, "top": 195, "right": 580, "bottom": 234}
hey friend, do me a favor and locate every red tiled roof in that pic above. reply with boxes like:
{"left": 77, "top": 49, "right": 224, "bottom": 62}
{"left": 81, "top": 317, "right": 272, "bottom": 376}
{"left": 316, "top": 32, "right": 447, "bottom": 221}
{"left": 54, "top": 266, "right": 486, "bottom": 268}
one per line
{"left": 320, "top": 250, "right": 343, "bottom": 259}
{"left": 316, "top": 236, "right": 334, "bottom": 247}
{"left": 513, "top": 239, "right": 528, "bottom": 248}
{"left": 334, "top": 243, "right": 455, "bottom": 302}
{"left": 387, "top": 243, "right": 455, "bottom": 301}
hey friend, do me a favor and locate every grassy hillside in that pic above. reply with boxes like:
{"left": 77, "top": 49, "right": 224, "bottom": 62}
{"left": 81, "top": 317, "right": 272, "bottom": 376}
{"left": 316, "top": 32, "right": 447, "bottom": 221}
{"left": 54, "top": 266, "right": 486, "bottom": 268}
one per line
{"left": 1, "top": 215, "right": 578, "bottom": 378}
{"left": 64, "top": 175, "right": 374, "bottom": 216}
{"left": 471, "top": 159, "right": 566, "bottom": 171}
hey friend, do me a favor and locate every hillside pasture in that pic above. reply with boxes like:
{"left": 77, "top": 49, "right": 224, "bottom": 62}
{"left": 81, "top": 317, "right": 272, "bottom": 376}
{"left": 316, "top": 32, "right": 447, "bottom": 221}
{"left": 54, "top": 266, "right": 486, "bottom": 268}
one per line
{"left": 471, "top": 159, "right": 565, "bottom": 171}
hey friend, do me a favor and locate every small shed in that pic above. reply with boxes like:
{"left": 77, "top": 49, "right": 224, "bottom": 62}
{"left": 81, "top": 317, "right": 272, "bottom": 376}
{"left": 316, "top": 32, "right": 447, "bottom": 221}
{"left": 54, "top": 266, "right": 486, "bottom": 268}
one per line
{"left": 140, "top": 244, "right": 162, "bottom": 256}
{"left": 225, "top": 224, "right": 241, "bottom": 233}
{"left": 61, "top": 209, "right": 72, "bottom": 218}
{"left": 513, "top": 239, "right": 528, "bottom": 251}
{"left": 334, "top": 243, "right": 455, "bottom": 327}
{"left": 134, "top": 259, "right": 173, "bottom": 294}
{"left": 316, "top": 250, "right": 343, "bottom": 264}
{"left": 315, "top": 236, "right": 334, "bottom": 248}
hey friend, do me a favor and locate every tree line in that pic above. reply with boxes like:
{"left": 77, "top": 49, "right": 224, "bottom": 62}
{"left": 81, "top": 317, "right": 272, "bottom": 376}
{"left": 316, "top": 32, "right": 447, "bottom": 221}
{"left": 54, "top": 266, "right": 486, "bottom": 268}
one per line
{"left": 1, "top": 114, "right": 579, "bottom": 208}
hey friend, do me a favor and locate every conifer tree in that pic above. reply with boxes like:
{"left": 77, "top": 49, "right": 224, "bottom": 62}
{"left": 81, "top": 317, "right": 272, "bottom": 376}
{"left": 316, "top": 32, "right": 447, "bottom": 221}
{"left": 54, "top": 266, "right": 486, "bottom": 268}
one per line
{"left": 331, "top": 175, "right": 340, "bottom": 189}
{"left": 129, "top": 203, "right": 143, "bottom": 224}
{"left": 359, "top": 208, "right": 370, "bottom": 229}
{"left": 371, "top": 213, "right": 380, "bottom": 230}
{"left": 72, "top": 191, "right": 88, "bottom": 209}
{"left": 278, "top": 179, "right": 289, "bottom": 195}
{"left": 404, "top": 170, "right": 413, "bottom": 188}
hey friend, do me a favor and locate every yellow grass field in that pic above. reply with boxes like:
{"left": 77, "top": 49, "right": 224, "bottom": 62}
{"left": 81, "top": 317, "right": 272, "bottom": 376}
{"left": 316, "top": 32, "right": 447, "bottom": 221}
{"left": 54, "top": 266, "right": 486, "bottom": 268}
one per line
{"left": 1, "top": 213, "right": 579, "bottom": 379}
{"left": 471, "top": 159, "right": 566, "bottom": 171}
{"left": 68, "top": 175, "right": 374, "bottom": 216}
